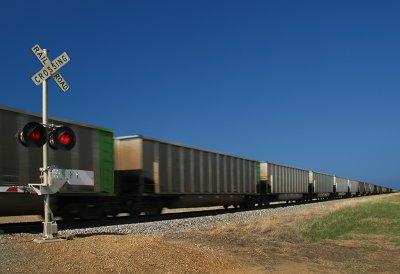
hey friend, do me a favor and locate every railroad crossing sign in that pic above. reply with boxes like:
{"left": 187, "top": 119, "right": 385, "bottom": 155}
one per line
{"left": 28, "top": 44, "right": 72, "bottom": 241}
{"left": 31, "top": 44, "right": 70, "bottom": 92}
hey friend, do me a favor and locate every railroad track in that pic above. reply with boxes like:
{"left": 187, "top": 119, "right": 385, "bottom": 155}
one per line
{"left": 0, "top": 222, "right": 42, "bottom": 234}
{"left": 0, "top": 198, "right": 346, "bottom": 235}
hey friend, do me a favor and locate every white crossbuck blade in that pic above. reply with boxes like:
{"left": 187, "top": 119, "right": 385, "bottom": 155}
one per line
{"left": 31, "top": 44, "right": 70, "bottom": 92}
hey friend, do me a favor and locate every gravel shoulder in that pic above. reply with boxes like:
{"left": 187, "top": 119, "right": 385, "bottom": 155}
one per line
{"left": 1, "top": 194, "right": 399, "bottom": 273}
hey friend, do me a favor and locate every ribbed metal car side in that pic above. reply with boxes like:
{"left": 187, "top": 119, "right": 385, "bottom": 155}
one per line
{"left": 260, "top": 162, "right": 309, "bottom": 194}
{"left": 359, "top": 182, "right": 366, "bottom": 194}
{"left": 349, "top": 180, "right": 359, "bottom": 194}
{"left": 0, "top": 106, "right": 114, "bottom": 216}
{"left": 368, "top": 183, "right": 374, "bottom": 194}
{"left": 0, "top": 106, "right": 114, "bottom": 193}
{"left": 115, "top": 136, "right": 260, "bottom": 196}
{"left": 313, "top": 172, "right": 334, "bottom": 195}
{"left": 334, "top": 176, "right": 348, "bottom": 194}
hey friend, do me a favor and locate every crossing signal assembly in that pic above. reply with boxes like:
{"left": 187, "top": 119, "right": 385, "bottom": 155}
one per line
{"left": 17, "top": 122, "right": 75, "bottom": 150}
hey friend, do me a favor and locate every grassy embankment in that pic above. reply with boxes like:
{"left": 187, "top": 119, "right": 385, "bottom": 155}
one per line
{"left": 300, "top": 193, "right": 400, "bottom": 245}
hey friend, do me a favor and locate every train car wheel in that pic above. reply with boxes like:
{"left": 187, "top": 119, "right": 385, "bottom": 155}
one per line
{"left": 128, "top": 210, "right": 140, "bottom": 217}
{"left": 144, "top": 207, "right": 162, "bottom": 215}
{"left": 79, "top": 205, "right": 106, "bottom": 220}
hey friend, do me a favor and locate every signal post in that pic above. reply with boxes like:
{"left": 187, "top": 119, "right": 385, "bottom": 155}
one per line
{"left": 28, "top": 45, "right": 72, "bottom": 242}
{"left": 42, "top": 49, "right": 51, "bottom": 240}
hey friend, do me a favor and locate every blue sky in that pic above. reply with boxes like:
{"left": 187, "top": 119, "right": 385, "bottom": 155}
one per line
{"left": 0, "top": 1, "right": 399, "bottom": 189}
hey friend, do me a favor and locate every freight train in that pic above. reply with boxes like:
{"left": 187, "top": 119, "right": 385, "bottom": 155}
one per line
{"left": 0, "top": 106, "right": 393, "bottom": 219}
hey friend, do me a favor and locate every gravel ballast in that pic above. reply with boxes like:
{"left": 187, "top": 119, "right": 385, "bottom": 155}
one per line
{"left": 60, "top": 196, "right": 376, "bottom": 236}
{"left": 1, "top": 194, "right": 398, "bottom": 274}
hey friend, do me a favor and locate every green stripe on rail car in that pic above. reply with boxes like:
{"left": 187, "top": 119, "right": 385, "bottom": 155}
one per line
{"left": 97, "top": 128, "right": 114, "bottom": 193}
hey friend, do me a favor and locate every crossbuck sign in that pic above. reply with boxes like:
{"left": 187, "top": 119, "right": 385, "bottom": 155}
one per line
{"left": 31, "top": 44, "right": 70, "bottom": 92}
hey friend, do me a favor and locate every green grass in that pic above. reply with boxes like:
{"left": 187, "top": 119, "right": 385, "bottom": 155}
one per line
{"left": 300, "top": 194, "right": 400, "bottom": 244}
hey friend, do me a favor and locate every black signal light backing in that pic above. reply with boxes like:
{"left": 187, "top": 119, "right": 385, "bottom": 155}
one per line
{"left": 49, "top": 126, "right": 76, "bottom": 150}
{"left": 17, "top": 122, "right": 47, "bottom": 148}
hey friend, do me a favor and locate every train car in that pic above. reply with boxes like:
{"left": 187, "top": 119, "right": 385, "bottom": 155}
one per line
{"left": 349, "top": 180, "right": 359, "bottom": 196}
{"left": 114, "top": 135, "right": 261, "bottom": 212}
{"left": 359, "top": 182, "right": 367, "bottom": 195}
{"left": 334, "top": 176, "right": 349, "bottom": 197}
{"left": 0, "top": 106, "right": 114, "bottom": 216}
{"left": 310, "top": 171, "right": 334, "bottom": 198}
{"left": 365, "top": 183, "right": 371, "bottom": 195}
{"left": 368, "top": 183, "right": 374, "bottom": 194}
{"left": 259, "top": 162, "right": 309, "bottom": 202}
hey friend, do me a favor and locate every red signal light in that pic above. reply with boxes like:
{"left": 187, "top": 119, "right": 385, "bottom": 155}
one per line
{"left": 30, "top": 129, "right": 42, "bottom": 141}
{"left": 17, "top": 122, "right": 47, "bottom": 148}
{"left": 59, "top": 132, "right": 71, "bottom": 145}
{"left": 49, "top": 126, "right": 76, "bottom": 150}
